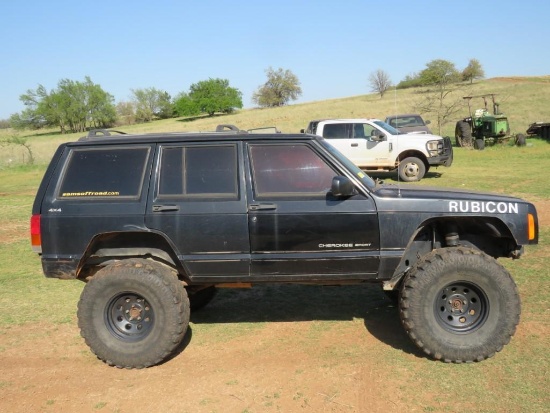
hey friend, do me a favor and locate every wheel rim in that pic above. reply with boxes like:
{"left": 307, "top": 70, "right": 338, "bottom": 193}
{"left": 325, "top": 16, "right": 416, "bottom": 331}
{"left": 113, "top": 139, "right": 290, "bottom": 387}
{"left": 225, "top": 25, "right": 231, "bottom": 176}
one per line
{"left": 105, "top": 292, "right": 154, "bottom": 341}
{"left": 402, "top": 162, "right": 419, "bottom": 178}
{"left": 434, "top": 281, "right": 488, "bottom": 333}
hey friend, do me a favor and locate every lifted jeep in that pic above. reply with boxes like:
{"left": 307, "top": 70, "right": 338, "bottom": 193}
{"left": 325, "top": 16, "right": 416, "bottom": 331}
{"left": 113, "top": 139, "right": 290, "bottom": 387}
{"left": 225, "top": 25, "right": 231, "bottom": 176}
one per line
{"left": 31, "top": 126, "right": 538, "bottom": 368}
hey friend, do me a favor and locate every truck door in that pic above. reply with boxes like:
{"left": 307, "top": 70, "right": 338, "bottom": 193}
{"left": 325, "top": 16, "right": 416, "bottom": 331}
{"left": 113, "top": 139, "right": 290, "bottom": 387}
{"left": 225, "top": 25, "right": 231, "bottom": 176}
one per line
{"left": 246, "top": 141, "right": 380, "bottom": 280}
{"left": 145, "top": 142, "right": 250, "bottom": 279}
{"left": 352, "top": 123, "right": 392, "bottom": 166}
{"left": 323, "top": 123, "right": 391, "bottom": 167}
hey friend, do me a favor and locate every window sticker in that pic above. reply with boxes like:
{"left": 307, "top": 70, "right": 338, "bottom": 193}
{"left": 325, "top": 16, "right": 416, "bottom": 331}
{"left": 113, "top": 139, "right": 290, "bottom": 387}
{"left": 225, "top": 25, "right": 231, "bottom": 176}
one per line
{"left": 61, "top": 191, "right": 120, "bottom": 197}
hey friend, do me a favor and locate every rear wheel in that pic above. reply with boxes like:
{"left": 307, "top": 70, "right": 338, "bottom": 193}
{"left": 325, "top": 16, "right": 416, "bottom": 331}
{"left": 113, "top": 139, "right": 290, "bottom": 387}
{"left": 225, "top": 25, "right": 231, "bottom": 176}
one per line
{"left": 398, "top": 156, "right": 426, "bottom": 182}
{"left": 78, "top": 259, "right": 190, "bottom": 368}
{"left": 455, "top": 121, "right": 472, "bottom": 147}
{"left": 399, "top": 247, "right": 520, "bottom": 362}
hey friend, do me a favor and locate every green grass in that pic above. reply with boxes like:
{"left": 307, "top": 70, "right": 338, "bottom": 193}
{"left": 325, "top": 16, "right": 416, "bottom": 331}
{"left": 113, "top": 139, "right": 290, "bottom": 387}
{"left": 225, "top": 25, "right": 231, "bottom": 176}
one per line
{"left": 413, "top": 138, "right": 550, "bottom": 199}
{"left": 0, "top": 76, "right": 548, "bottom": 412}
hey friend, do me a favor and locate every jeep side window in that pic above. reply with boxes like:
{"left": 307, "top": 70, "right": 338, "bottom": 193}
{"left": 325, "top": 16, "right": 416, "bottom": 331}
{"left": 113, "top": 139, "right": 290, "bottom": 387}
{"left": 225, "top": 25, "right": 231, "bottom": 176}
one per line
{"left": 158, "top": 145, "right": 238, "bottom": 199}
{"left": 249, "top": 144, "right": 336, "bottom": 197}
{"left": 58, "top": 147, "right": 150, "bottom": 199}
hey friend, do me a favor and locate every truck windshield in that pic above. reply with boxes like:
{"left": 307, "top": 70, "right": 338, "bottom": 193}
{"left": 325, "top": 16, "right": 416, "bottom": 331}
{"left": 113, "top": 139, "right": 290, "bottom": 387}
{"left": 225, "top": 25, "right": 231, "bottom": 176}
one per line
{"left": 373, "top": 120, "right": 401, "bottom": 135}
{"left": 318, "top": 139, "right": 376, "bottom": 190}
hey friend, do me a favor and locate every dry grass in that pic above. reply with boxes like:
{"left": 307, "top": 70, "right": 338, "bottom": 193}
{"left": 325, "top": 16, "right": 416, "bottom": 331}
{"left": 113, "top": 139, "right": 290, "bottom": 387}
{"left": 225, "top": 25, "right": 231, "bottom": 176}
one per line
{"left": 2, "top": 76, "right": 550, "bottom": 168}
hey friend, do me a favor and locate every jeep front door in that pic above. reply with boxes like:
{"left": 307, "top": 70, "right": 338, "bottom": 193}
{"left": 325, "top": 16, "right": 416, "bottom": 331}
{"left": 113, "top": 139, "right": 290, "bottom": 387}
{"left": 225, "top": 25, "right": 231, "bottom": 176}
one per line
{"left": 246, "top": 142, "right": 380, "bottom": 280}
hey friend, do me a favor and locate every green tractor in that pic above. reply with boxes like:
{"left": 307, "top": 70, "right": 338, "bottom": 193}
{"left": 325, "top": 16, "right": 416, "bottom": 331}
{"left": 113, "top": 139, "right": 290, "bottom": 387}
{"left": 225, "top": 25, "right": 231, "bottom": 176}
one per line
{"left": 455, "top": 94, "right": 524, "bottom": 150}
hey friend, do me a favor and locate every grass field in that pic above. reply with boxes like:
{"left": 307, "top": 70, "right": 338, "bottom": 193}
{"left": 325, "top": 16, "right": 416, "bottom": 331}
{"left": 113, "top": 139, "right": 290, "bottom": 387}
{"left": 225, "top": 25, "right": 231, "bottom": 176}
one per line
{"left": 0, "top": 77, "right": 548, "bottom": 412}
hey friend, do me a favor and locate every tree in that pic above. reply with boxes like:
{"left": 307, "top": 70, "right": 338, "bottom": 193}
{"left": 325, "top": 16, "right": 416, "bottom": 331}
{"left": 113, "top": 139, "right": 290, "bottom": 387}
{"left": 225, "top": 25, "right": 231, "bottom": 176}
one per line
{"left": 185, "top": 78, "right": 243, "bottom": 116}
{"left": 131, "top": 88, "right": 173, "bottom": 123}
{"left": 252, "top": 67, "right": 302, "bottom": 107}
{"left": 396, "top": 72, "right": 423, "bottom": 89}
{"left": 368, "top": 69, "right": 392, "bottom": 98}
{"left": 462, "top": 58, "right": 485, "bottom": 84}
{"left": 173, "top": 92, "right": 200, "bottom": 117}
{"left": 116, "top": 101, "right": 136, "bottom": 125}
{"left": 15, "top": 77, "right": 116, "bottom": 133}
{"left": 414, "top": 59, "right": 464, "bottom": 135}
{"left": 419, "top": 59, "right": 462, "bottom": 88}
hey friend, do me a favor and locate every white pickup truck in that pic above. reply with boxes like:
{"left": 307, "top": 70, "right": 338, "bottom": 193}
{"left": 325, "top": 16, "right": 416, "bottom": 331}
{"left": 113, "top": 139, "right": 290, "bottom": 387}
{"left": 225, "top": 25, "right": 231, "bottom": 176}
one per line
{"left": 302, "top": 118, "right": 453, "bottom": 181}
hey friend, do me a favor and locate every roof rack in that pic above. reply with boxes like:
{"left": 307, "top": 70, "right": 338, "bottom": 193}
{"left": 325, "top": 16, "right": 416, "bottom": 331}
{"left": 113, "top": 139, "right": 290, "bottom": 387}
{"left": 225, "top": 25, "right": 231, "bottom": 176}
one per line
{"left": 215, "top": 124, "right": 244, "bottom": 132}
{"left": 79, "top": 129, "right": 128, "bottom": 141}
{"left": 247, "top": 126, "right": 281, "bottom": 134}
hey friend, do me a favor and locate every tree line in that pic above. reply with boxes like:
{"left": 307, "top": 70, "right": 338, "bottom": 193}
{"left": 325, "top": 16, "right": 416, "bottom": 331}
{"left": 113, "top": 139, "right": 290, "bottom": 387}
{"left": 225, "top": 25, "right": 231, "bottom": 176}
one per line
{"left": 5, "top": 59, "right": 485, "bottom": 134}
{"left": 7, "top": 67, "right": 303, "bottom": 134}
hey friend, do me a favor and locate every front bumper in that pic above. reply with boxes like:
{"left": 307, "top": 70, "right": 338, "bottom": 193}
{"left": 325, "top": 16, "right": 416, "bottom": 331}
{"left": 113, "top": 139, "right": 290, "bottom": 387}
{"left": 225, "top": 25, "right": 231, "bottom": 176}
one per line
{"left": 428, "top": 137, "right": 453, "bottom": 167}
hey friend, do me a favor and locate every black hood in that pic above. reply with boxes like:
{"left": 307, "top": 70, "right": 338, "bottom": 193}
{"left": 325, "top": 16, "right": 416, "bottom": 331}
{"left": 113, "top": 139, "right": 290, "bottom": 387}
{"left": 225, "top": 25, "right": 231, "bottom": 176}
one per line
{"left": 371, "top": 184, "right": 527, "bottom": 215}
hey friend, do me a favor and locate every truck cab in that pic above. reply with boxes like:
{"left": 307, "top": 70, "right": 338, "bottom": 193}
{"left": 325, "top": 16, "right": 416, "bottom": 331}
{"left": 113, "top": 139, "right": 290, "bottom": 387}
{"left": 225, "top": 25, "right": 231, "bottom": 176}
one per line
{"left": 303, "top": 119, "right": 453, "bottom": 182}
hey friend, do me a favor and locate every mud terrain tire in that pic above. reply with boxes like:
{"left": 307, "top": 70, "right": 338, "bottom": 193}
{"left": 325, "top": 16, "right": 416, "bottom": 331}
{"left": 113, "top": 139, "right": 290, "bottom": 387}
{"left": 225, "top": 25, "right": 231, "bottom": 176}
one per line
{"left": 399, "top": 247, "right": 520, "bottom": 363}
{"left": 78, "top": 258, "right": 190, "bottom": 368}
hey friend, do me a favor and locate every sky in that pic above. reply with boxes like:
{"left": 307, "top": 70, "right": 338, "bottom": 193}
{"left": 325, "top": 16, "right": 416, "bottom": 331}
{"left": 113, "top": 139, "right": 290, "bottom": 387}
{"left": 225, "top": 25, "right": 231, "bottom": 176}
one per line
{"left": 1, "top": 0, "right": 550, "bottom": 120}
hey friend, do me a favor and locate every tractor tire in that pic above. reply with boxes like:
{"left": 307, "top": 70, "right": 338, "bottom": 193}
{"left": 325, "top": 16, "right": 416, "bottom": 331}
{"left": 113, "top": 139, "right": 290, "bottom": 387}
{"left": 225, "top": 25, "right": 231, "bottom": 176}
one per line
{"left": 474, "top": 138, "right": 485, "bottom": 150}
{"left": 455, "top": 121, "right": 472, "bottom": 147}
{"left": 399, "top": 247, "right": 520, "bottom": 363}
{"left": 398, "top": 156, "right": 426, "bottom": 182}
{"left": 77, "top": 258, "right": 190, "bottom": 368}
{"left": 515, "top": 134, "right": 526, "bottom": 147}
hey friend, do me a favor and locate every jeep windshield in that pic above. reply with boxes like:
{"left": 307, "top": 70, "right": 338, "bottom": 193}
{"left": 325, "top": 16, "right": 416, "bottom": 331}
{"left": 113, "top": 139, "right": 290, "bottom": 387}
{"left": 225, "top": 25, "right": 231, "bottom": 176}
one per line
{"left": 373, "top": 120, "right": 401, "bottom": 135}
{"left": 319, "top": 139, "right": 376, "bottom": 190}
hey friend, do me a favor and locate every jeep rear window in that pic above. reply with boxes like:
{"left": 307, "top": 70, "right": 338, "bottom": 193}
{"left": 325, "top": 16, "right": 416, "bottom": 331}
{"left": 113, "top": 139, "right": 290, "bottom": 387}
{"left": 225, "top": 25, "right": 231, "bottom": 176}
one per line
{"left": 58, "top": 147, "right": 150, "bottom": 199}
{"left": 158, "top": 145, "right": 238, "bottom": 199}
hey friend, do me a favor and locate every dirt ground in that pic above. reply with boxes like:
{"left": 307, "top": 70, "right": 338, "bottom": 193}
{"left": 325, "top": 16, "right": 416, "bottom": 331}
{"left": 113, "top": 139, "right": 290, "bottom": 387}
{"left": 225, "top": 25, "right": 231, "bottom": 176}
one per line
{"left": 1, "top": 200, "right": 548, "bottom": 413}
{"left": 0, "top": 295, "right": 412, "bottom": 413}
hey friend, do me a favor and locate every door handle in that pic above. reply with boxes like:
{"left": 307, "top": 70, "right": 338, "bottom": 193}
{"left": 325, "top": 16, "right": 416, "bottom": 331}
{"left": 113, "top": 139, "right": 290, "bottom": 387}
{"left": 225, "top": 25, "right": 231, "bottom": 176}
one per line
{"left": 152, "top": 204, "right": 180, "bottom": 212}
{"left": 351, "top": 143, "right": 359, "bottom": 147}
{"left": 249, "top": 203, "right": 277, "bottom": 211}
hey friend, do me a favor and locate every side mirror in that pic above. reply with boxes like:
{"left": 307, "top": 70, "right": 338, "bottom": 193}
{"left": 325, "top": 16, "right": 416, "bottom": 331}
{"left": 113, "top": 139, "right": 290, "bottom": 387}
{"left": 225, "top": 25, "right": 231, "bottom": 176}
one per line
{"left": 331, "top": 176, "right": 355, "bottom": 197}
{"left": 370, "top": 132, "right": 385, "bottom": 142}
{"left": 425, "top": 120, "right": 431, "bottom": 125}
{"left": 300, "top": 128, "right": 305, "bottom": 133}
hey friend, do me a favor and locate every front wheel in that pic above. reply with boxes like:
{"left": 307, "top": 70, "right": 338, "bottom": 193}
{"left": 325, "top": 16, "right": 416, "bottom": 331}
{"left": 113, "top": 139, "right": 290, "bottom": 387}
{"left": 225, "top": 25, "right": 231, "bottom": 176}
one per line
{"left": 78, "top": 259, "right": 190, "bottom": 368}
{"left": 399, "top": 247, "right": 520, "bottom": 362}
{"left": 398, "top": 156, "right": 426, "bottom": 182}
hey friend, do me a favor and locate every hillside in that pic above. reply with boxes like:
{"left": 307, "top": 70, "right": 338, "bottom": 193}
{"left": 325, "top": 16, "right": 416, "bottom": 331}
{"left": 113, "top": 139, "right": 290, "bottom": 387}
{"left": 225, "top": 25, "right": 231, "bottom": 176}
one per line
{"left": 1, "top": 76, "right": 550, "bottom": 167}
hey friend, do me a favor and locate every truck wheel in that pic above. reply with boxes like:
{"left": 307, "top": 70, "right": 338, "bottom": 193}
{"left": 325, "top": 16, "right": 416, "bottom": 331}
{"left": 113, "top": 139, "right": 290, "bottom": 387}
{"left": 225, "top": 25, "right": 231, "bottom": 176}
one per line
{"left": 78, "top": 258, "right": 190, "bottom": 368}
{"left": 187, "top": 286, "right": 217, "bottom": 310}
{"left": 399, "top": 247, "right": 520, "bottom": 363}
{"left": 398, "top": 157, "right": 426, "bottom": 182}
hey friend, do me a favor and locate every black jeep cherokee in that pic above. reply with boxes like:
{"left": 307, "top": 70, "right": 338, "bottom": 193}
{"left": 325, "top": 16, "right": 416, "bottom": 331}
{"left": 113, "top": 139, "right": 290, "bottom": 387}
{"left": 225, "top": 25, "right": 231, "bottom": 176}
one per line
{"left": 31, "top": 126, "right": 539, "bottom": 368}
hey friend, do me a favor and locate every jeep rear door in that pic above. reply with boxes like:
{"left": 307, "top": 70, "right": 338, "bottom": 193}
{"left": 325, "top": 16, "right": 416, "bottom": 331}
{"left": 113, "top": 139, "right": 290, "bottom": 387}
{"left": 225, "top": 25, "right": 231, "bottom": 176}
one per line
{"left": 145, "top": 142, "right": 249, "bottom": 279}
{"left": 246, "top": 141, "right": 380, "bottom": 281}
{"left": 39, "top": 144, "right": 154, "bottom": 275}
